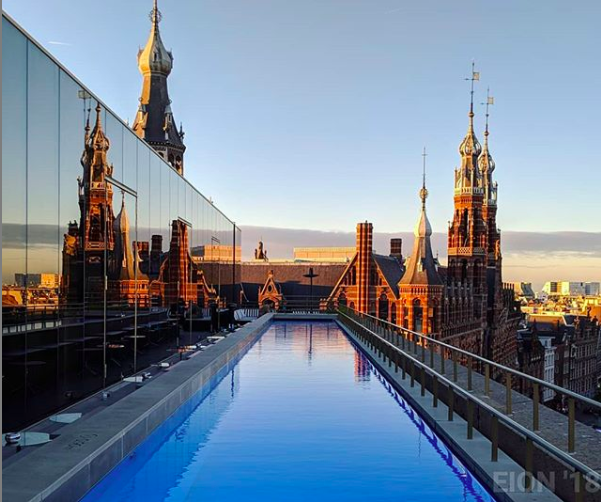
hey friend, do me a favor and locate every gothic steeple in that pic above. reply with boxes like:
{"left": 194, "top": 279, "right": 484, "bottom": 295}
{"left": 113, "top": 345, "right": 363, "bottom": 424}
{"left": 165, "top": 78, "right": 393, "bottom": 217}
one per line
{"left": 79, "top": 102, "right": 115, "bottom": 253}
{"left": 133, "top": 0, "right": 186, "bottom": 175}
{"left": 455, "top": 63, "right": 483, "bottom": 194}
{"left": 479, "top": 89, "right": 497, "bottom": 206}
{"left": 400, "top": 149, "right": 442, "bottom": 286}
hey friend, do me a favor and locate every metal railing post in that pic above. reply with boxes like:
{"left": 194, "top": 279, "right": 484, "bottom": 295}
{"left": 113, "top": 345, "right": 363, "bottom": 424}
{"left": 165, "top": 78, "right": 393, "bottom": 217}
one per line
{"left": 440, "top": 348, "right": 445, "bottom": 375}
{"left": 429, "top": 342, "right": 434, "bottom": 368}
{"left": 453, "top": 351, "right": 458, "bottom": 382}
{"left": 467, "top": 400, "right": 474, "bottom": 439}
{"left": 447, "top": 386, "right": 454, "bottom": 421}
{"left": 433, "top": 376, "right": 438, "bottom": 408}
{"left": 506, "top": 372, "right": 512, "bottom": 415}
{"left": 574, "top": 471, "right": 583, "bottom": 502}
{"left": 485, "top": 363, "right": 490, "bottom": 397}
{"left": 467, "top": 357, "right": 473, "bottom": 391}
{"left": 533, "top": 382, "right": 540, "bottom": 432}
{"left": 525, "top": 438, "right": 533, "bottom": 492}
{"left": 421, "top": 366, "right": 426, "bottom": 397}
{"left": 568, "top": 398, "right": 576, "bottom": 453}
{"left": 491, "top": 415, "right": 499, "bottom": 462}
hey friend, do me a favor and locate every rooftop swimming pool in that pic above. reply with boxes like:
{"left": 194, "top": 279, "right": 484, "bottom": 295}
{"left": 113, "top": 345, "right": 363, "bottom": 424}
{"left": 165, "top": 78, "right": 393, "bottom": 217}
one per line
{"left": 83, "top": 321, "right": 495, "bottom": 501}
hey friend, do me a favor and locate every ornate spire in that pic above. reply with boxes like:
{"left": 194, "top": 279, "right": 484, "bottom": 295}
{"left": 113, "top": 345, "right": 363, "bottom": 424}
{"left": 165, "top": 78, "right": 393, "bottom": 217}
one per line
{"left": 138, "top": 0, "right": 172, "bottom": 76}
{"left": 479, "top": 89, "right": 497, "bottom": 206}
{"left": 89, "top": 102, "right": 109, "bottom": 152}
{"left": 415, "top": 147, "right": 432, "bottom": 238}
{"left": 400, "top": 151, "right": 441, "bottom": 286}
{"left": 133, "top": 0, "right": 186, "bottom": 174}
{"left": 458, "top": 62, "right": 482, "bottom": 159}
{"left": 479, "top": 88, "right": 495, "bottom": 175}
{"left": 455, "top": 62, "right": 483, "bottom": 192}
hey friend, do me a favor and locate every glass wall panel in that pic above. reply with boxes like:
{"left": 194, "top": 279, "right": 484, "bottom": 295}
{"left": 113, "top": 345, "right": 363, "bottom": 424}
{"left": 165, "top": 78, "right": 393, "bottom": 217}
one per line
{"left": 58, "top": 71, "right": 89, "bottom": 412}
{"left": 2, "top": 14, "right": 239, "bottom": 430}
{"left": 136, "top": 140, "right": 150, "bottom": 314}
{"left": 26, "top": 41, "right": 61, "bottom": 421}
{"left": 104, "top": 111, "right": 124, "bottom": 183}
{"left": 2, "top": 18, "right": 29, "bottom": 431}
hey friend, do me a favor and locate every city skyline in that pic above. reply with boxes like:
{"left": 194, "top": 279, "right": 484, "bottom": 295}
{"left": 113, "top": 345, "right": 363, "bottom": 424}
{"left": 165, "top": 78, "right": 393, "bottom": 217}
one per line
{"left": 3, "top": 0, "right": 600, "bottom": 289}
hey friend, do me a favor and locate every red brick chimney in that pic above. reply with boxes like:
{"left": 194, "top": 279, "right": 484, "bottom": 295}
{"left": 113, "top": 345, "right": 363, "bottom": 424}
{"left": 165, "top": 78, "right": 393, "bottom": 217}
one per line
{"left": 356, "top": 222, "right": 373, "bottom": 313}
{"left": 390, "top": 238, "right": 403, "bottom": 262}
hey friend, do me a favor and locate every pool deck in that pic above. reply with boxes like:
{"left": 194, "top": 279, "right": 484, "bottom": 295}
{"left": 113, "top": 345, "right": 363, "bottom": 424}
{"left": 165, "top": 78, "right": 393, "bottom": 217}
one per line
{"left": 2, "top": 314, "right": 277, "bottom": 502}
{"left": 337, "top": 320, "right": 570, "bottom": 502}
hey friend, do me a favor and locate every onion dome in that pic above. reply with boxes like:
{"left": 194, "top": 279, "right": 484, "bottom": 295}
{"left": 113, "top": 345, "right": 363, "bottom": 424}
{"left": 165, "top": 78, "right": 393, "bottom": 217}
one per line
{"left": 459, "top": 110, "right": 482, "bottom": 159}
{"left": 137, "top": 0, "right": 173, "bottom": 77}
{"left": 478, "top": 128, "right": 495, "bottom": 175}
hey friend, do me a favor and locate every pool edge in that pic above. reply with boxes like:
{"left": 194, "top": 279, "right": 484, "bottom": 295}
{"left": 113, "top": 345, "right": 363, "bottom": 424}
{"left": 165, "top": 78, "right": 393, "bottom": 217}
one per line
{"left": 2, "top": 315, "right": 274, "bottom": 502}
{"left": 336, "top": 319, "right": 561, "bottom": 502}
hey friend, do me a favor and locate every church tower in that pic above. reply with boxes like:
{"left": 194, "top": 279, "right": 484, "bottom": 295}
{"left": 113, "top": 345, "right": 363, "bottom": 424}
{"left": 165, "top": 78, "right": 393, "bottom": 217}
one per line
{"left": 398, "top": 151, "right": 444, "bottom": 335}
{"left": 447, "top": 65, "right": 488, "bottom": 353}
{"left": 133, "top": 0, "right": 186, "bottom": 174}
{"left": 478, "top": 91, "right": 510, "bottom": 362}
{"left": 79, "top": 103, "right": 116, "bottom": 256}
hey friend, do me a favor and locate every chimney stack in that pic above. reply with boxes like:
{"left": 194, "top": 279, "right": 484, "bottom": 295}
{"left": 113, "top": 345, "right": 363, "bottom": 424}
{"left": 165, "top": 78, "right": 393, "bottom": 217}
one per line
{"left": 390, "top": 238, "right": 403, "bottom": 262}
{"left": 356, "top": 222, "right": 373, "bottom": 313}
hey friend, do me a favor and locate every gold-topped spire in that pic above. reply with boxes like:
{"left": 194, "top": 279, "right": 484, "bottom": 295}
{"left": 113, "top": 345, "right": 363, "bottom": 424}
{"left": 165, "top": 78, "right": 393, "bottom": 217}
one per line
{"left": 479, "top": 88, "right": 495, "bottom": 174}
{"left": 138, "top": 0, "right": 172, "bottom": 76}
{"left": 479, "top": 89, "right": 497, "bottom": 205}
{"left": 415, "top": 148, "right": 432, "bottom": 238}
{"left": 419, "top": 146, "right": 428, "bottom": 210}
{"left": 458, "top": 62, "right": 482, "bottom": 159}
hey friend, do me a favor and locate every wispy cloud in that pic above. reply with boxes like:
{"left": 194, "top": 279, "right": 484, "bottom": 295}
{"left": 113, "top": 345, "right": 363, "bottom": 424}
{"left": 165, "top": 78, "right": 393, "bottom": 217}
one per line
{"left": 48, "top": 40, "right": 71, "bottom": 46}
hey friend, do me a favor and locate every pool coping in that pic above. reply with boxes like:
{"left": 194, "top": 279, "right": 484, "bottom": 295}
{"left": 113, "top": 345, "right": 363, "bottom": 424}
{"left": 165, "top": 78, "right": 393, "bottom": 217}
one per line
{"left": 337, "top": 319, "right": 562, "bottom": 502}
{"left": 2, "top": 314, "right": 274, "bottom": 502}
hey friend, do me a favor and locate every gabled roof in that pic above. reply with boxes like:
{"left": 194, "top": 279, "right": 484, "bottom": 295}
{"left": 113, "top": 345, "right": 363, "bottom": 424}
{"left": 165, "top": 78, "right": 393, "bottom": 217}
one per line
{"left": 373, "top": 254, "right": 403, "bottom": 297}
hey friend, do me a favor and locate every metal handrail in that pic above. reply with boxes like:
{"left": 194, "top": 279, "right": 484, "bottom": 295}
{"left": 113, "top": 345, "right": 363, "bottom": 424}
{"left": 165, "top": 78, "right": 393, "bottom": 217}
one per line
{"left": 341, "top": 306, "right": 601, "bottom": 411}
{"left": 338, "top": 309, "right": 601, "bottom": 494}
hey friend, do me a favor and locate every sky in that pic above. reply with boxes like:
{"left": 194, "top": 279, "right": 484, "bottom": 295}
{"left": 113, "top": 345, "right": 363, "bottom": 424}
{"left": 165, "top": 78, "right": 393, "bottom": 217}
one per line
{"left": 3, "top": 0, "right": 600, "bottom": 289}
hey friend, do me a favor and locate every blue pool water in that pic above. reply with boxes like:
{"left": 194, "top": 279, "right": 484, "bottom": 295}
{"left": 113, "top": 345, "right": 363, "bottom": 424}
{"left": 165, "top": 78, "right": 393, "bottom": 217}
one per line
{"left": 84, "top": 322, "right": 495, "bottom": 501}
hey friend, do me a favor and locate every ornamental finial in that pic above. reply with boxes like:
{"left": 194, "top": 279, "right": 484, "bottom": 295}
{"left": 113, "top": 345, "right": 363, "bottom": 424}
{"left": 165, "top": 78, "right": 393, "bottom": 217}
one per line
{"left": 150, "top": 0, "right": 162, "bottom": 26}
{"left": 419, "top": 147, "right": 428, "bottom": 209}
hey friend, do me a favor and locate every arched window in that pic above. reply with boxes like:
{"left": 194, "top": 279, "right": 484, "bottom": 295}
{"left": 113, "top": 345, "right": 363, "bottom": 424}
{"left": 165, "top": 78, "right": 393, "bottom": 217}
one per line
{"left": 378, "top": 293, "right": 389, "bottom": 321}
{"left": 402, "top": 302, "right": 409, "bottom": 330}
{"left": 390, "top": 303, "right": 397, "bottom": 325}
{"left": 413, "top": 298, "right": 423, "bottom": 333}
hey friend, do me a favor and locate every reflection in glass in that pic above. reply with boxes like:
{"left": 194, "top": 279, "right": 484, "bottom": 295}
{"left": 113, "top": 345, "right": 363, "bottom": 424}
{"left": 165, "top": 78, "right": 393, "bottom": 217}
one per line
{"left": 2, "top": 18, "right": 29, "bottom": 430}
{"left": 2, "top": 15, "right": 239, "bottom": 430}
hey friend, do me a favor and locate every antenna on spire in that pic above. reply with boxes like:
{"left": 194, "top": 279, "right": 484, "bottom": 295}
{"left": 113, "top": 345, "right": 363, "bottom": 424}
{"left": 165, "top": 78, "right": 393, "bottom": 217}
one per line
{"left": 464, "top": 61, "right": 480, "bottom": 118}
{"left": 482, "top": 87, "right": 494, "bottom": 141}
{"left": 420, "top": 147, "right": 428, "bottom": 210}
